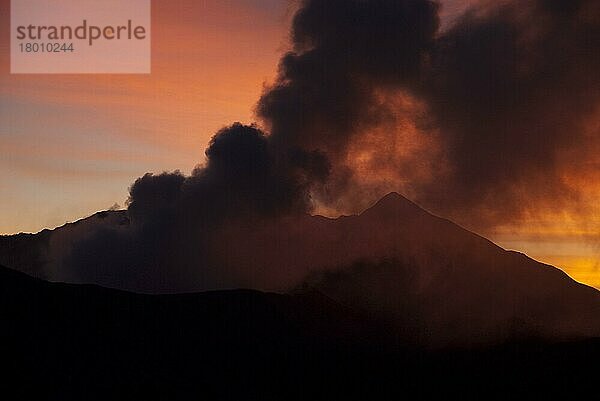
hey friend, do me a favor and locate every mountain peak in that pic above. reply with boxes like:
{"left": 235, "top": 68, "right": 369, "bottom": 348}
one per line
{"left": 361, "top": 192, "right": 427, "bottom": 218}
{"left": 378, "top": 192, "right": 410, "bottom": 204}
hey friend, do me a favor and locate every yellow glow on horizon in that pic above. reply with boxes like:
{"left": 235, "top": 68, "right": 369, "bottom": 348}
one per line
{"left": 543, "top": 256, "right": 600, "bottom": 290}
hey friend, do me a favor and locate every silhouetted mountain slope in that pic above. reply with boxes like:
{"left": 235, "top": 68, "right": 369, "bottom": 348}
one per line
{"left": 217, "top": 193, "right": 600, "bottom": 345}
{"left": 2, "top": 194, "right": 600, "bottom": 346}
{"left": 1, "top": 264, "right": 599, "bottom": 400}
{"left": 0, "top": 210, "right": 129, "bottom": 279}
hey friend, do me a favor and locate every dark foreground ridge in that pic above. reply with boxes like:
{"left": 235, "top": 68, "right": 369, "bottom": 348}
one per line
{"left": 1, "top": 264, "right": 599, "bottom": 400}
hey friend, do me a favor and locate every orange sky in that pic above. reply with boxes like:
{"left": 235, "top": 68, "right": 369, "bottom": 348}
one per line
{"left": 1, "top": 0, "right": 598, "bottom": 288}
{"left": 1, "top": 0, "right": 291, "bottom": 231}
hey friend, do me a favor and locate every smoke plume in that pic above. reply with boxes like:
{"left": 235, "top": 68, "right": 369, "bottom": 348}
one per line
{"left": 256, "top": 0, "right": 600, "bottom": 226}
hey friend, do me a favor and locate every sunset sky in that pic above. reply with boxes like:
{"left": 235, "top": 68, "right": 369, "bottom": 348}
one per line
{"left": 1, "top": 0, "right": 599, "bottom": 288}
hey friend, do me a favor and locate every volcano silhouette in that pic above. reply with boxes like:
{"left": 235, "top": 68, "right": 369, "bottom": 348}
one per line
{"left": 1, "top": 192, "right": 600, "bottom": 348}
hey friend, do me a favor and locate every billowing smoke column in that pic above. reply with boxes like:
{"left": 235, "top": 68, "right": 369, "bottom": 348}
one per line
{"left": 257, "top": 0, "right": 600, "bottom": 223}
{"left": 65, "top": 0, "right": 600, "bottom": 291}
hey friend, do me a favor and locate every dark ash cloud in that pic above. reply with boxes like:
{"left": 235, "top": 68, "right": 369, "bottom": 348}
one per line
{"left": 65, "top": 123, "right": 320, "bottom": 292}
{"left": 257, "top": 0, "right": 600, "bottom": 227}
